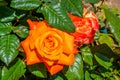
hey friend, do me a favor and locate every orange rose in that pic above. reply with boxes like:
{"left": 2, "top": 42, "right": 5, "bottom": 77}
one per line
{"left": 69, "top": 11, "right": 99, "bottom": 46}
{"left": 21, "top": 19, "right": 76, "bottom": 75}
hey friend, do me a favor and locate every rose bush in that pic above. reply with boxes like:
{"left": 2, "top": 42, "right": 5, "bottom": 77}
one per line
{"left": 1, "top": 0, "right": 120, "bottom": 80}
{"left": 69, "top": 10, "right": 99, "bottom": 46}
{"left": 21, "top": 19, "right": 77, "bottom": 75}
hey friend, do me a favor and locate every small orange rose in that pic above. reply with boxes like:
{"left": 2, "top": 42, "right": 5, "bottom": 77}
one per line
{"left": 69, "top": 10, "right": 99, "bottom": 46}
{"left": 21, "top": 19, "right": 77, "bottom": 75}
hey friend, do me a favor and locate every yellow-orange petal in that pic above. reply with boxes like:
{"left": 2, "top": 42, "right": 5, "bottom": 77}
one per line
{"left": 28, "top": 21, "right": 49, "bottom": 49}
{"left": 58, "top": 53, "right": 74, "bottom": 65}
{"left": 47, "top": 64, "right": 64, "bottom": 75}
{"left": 63, "top": 33, "right": 74, "bottom": 54}
{"left": 21, "top": 37, "right": 42, "bottom": 65}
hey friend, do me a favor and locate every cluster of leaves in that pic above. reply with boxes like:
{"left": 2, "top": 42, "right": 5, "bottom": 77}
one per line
{"left": 0, "top": 0, "right": 120, "bottom": 80}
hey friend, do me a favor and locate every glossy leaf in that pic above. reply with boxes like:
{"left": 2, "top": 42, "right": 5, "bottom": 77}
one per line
{"left": 104, "top": 9, "right": 120, "bottom": 46}
{"left": 1, "top": 59, "right": 26, "bottom": 80}
{"left": 65, "top": 54, "right": 84, "bottom": 80}
{"left": 61, "top": 0, "right": 83, "bottom": 17}
{"left": 94, "top": 53, "right": 112, "bottom": 69}
{"left": 81, "top": 46, "right": 93, "bottom": 65}
{"left": 1, "top": 66, "right": 8, "bottom": 80}
{"left": 28, "top": 63, "right": 47, "bottom": 78}
{"left": 12, "top": 26, "right": 29, "bottom": 38}
{"left": 40, "top": 3, "right": 75, "bottom": 32}
{"left": 0, "top": 35, "right": 20, "bottom": 65}
{"left": 85, "top": 0, "right": 100, "bottom": 4}
{"left": 10, "top": 0, "right": 41, "bottom": 10}
{"left": 0, "top": 6, "right": 15, "bottom": 22}
{"left": 85, "top": 71, "right": 91, "bottom": 80}
{"left": 0, "top": 22, "right": 12, "bottom": 36}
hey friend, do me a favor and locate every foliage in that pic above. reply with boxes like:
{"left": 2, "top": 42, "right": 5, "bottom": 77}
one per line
{"left": 0, "top": 0, "right": 120, "bottom": 80}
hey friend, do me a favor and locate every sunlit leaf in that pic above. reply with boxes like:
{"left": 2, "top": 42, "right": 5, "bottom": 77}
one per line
{"left": 85, "top": 71, "right": 91, "bottom": 80}
{"left": 99, "top": 34, "right": 114, "bottom": 47}
{"left": 0, "top": 35, "right": 20, "bottom": 65}
{"left": 65, "top": 54, "right": 84, "bottom": 80}
{"left": 1, "top": 66, "right": 8, "bottom": 79}
{"left": 104, "top": 9, "right": 120, "bottom": 46}
{"left": 1, "top": 59, "right": 26, "bottom": 80}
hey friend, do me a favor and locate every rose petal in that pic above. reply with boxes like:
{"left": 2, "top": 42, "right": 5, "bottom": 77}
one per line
{"left": 46, "top": 64, "right": 64, "bottom": 75}
{"left": 58, "top": 53, "right": 74, "bottom": 65}
{"left": 27, "top": 19, "right": 38, "bottom": 30}
{"left": 63, "top": 33, "right": 74, "bottom": 54}
{"left": 21, "top": 37, "right": 42, "bottom": 65}
{"left": 28, "top": 21, "right": 49, "bottom": 49}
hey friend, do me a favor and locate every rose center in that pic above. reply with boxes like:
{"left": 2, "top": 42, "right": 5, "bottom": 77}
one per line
{"left": 44, "top": 37, "right": 56, "bottom": 49}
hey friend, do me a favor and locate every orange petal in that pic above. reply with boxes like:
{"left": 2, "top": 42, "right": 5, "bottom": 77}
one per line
{"left": 58, "top": 53, "right": 74, "bottom": 65}
{"left": 27, "top": 19, "right": 38, "bottom": 30}
{"left": 45, "top": 64, "right": 64, "bottom": 75}
{"left": 21, "top": 37, "right": 42, "bottom": 65}
{"left": 44, "top": 59, "right": 54, "bottom": 66}
{"left": 63, "top": 33, "right": 74, "bottom": 54}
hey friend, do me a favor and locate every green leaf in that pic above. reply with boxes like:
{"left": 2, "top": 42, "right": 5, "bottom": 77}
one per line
{"left": 91, "top": 44, "right": 116, "bottom": 60}
{"left": 0, "top": 0, "right": 7, "bottom": 6}
{"left": 99, "top": 34, "right": 114, "bottom": 47}
{"left": 65, "top": 54, "right": 84, "bottom": 80}
{"left": 1, "top": 59, "right": 26, "bottom": 80}
{"left": 10, "top": 0, "right": 41, "bottom": 10}
{"left": 85, "top": 71, "right": 91, "bottom": 80}
{"left": 61, "top": 0, "right": 83, "bottom": 17}
{"left": 28, "top": 63, "right": 47, "bottom": 78}
{"left": 104, "top": 9, "right": 120, "bottom": 46}
{"left": 0, "top": 6, "right": 15, "bottom": 22}
{"left": 54, "top": 76, "right": 64, "bottom": 80}
{"left": 52, "top": 73, "right": 65, "bottom": 80}
{"left": 0, "top": 35, "right": 20, "bottom": 65}
{"left": 1, "top": 66, "right": 8, "bottom": 79}
{"left": 15, "top": 10, "right": 26, "bottom": 19}
{"left": 12, "top": 26, "right": 29, "bottom": 38}
{"left": 0, "top": 22, "right": 12, "bottom": 36}
{"left": 114, "top": 75, "right": 120, "bottom": 80}
{"left": 91, "top": 74, "right": 103, "bottom": 80}
{"left": 40, "top": 3, "right": 75, "bottom": 32}
{"left": 81, "top": 46, "right": 93, "bottom": 65}
{"left": 94, "top": 53, "right": 112, "bottom": 69}
{"left": 85, "top": 0, "right": 100, "bottom": 4}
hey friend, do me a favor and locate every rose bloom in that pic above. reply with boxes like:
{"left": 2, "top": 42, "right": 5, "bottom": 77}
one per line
{"left": 21, "top": 19, "right": 77, "bottom": 75}
{"left": 69, "top": 11, "right": 99, "bottom": 46}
